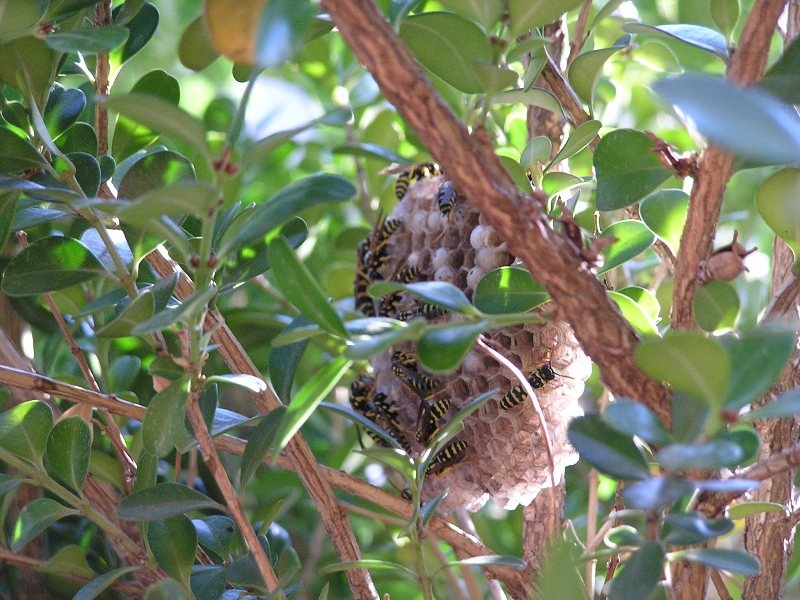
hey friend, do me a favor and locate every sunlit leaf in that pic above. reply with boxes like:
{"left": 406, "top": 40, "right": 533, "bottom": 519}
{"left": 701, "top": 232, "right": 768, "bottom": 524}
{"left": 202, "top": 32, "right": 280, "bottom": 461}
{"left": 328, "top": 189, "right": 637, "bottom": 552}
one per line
{"left": 623, "top": 23, "right": 729, "bottom": 60}
{"left": 142, "top": 377, "right": 188, "bottom": 458}
{"left": 639, "top": 188, "right": 689, "bottom": 253}
{"left": 693, "top": 281, "right": 739, "bottom": 332}
{"left": 12, "top": 498, "right": 78, "bottom": 552}
{"left": 671, "top": 548, "right": 759, "bottom": 576}
{"left": 418, "top": 320, "right": 488, "bottom": 373}
{"left": 508, "top": 0, "right": 584, "bottom": 35}
{"left": 44, "top": 26, "right": 129, "bottom": 54}
{"left": 473, "top": 267, "right": 549, "bottom": 314}
{"left": 598, "top": 220, "right": 655, "bottom": 275}
{"left": 44, "top": 417, "right": 91, "bottom": 493}
{"left": 727, "top": 502, "right": 784, "bottom": 520}
{"left": 568, "top": 415, "right": 650, "bottom": 480}
{"left": 567, "top": 37, "right": 630, "bottom": 109}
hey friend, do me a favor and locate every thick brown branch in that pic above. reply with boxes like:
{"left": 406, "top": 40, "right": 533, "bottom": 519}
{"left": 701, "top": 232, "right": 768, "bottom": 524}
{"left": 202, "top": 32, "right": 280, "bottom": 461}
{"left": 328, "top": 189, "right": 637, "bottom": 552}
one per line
{"left": 321, "top": 0, "right": 670, "bottom": 424}
{"left": 670, "top": 0, "right": 788, "bottom": 329}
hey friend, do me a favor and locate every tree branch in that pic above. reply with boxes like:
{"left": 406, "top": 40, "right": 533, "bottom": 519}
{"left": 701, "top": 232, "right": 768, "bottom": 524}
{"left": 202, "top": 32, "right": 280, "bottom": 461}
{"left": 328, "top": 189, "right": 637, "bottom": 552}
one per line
{"left": 670, "top": 0, "right": 788, "bottom": 329}
{"left": 320, "top": 0, "right": 671, "bottom": 425}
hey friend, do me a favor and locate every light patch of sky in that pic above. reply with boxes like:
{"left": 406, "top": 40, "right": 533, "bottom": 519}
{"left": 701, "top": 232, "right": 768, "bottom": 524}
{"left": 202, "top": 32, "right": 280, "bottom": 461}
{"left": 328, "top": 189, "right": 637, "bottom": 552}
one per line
{"left": 244, "top": 76, "right": 323, "bottom": 140}
{"left": 617, "top": 1, "right": 640, "bottom": 20}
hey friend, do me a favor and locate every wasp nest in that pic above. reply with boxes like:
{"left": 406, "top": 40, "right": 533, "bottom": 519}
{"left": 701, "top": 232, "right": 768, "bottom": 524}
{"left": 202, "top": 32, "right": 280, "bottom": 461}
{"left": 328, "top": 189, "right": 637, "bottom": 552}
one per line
{"left": 355, "top": 169, "right": 591, "bottom": 511}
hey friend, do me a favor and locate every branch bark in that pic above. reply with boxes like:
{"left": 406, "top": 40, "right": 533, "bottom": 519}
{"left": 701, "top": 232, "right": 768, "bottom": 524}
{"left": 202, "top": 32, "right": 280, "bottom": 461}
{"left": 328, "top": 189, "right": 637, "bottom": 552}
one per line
{"left": 321, "top": 0, "right": 670, "bottom": 425}
{"left": 670, "top": 0, "right": 788, "bottom": 329}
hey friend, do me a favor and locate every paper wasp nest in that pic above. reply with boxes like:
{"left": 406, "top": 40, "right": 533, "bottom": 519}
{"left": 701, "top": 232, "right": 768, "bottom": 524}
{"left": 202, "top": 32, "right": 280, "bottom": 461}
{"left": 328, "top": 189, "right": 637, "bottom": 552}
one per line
{"left": 362, "top": 173, "right": 591, "bottom": 511}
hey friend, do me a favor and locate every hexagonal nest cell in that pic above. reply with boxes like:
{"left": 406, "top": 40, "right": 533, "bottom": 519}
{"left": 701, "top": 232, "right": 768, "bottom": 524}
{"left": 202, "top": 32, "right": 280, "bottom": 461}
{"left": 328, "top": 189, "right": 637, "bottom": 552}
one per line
{"left": 354, "top": 170, "right": 591, "bottom": 511}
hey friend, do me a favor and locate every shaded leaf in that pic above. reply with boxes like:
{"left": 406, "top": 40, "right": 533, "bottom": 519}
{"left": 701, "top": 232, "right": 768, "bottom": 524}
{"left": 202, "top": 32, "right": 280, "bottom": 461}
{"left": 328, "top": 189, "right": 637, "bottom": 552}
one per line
{"left": 369, "top": 280, "right": 476, "bottom": 315}
{"left": 95, "top": 291, "right": 155, "bottom": 338}
{"left": 623, "top": 23, "right": 729, "bottom": 60}
{"left": 44, "top": 26, "right": 129, "bottom": 54}
{"left": 473, "top": 267, "right": 549, "bottom": 314}
{"left": 193, "top": 515, "right": 235, "bottom": 559}
{"left": 656, "top": 440, "right": 744, "bottom": 470}
{"left": 622, "top": 476, "right": 695, "bottom": 510}
{"left": 694, "top": 281, "right": 739, "bottom": 332}
{"left": 568, "top": 414, "right": 650, "bottom": 480}
{"left": 597, "top": 220, "right": 655, "bottom": 275}
{"left": 604, "top": 398, "right": 672, "bottom": 445}
{"left": 12, "top": 498, "right": 78, "bottom": 553}
{"left": 131, "top": 284, "right": 217, "bottom": 335}
{"left": 240, "top": 407, "right": 285, "bottom": 487}
{"left": 662, "top": 512, "right": 734, "bottom": 545}
{"left": 399, "top": 12, "right": 492, "bottom": 94}
{"left": 73, "top": 567, "right": 138, "bottom": 600}
{"left": 567, "top": 37, "right": 630, "bottom": 109}
{"left": 550, "top": 120, "right": 602, "bottom": 167}
{"left": 743, "top": 388, "right": 800, "bottom": 422}
{"left": 142, "top": 377, "right": 187, "bottom": 458}
{"left": 639, "top": 188, "right": 689, "bottom": 253}
{"left": 268, "top": 316, "right": 310, "bottom": 403}
{"left": 654, "top": 75, "right": 800, "bottom": 165}
{"left": 727, "top": 502, "right": 784, "bottom": 520}
{"left": 117, "top": 482, "right": 225, "bottom": 521}
{"left": 492, "top": 87, "right": 564, "bottom": 116}
{"left": 117, "top": 2, "right": 159, "bottom": 64}
{"left": 148, "top": 516, "right": 197, "bottom": 587}
{"left": 178, "top": 15, "right": 219, "bottom": 71}
{"left": 608, "top": 542, "right": 665, "bottom": 600}
{"left": 671, "top": 548, "right": 759, "bottom": 576}
{"left": 0, "top": 127, "right": 46, "bottom": 174}
{"left": 418, "top": 320, "right": 489, "bottom": 373}
{"left": 508, "top": 0, "right": 584, "bottom": 35}
{"left": 758, "top": 37, "right": 800, "bottom": 104}
{"left": 45, "top": 86, "right": 87, "bottom": 135}
{"left": 0, "top": 400, "right": 53, "bottom": 465}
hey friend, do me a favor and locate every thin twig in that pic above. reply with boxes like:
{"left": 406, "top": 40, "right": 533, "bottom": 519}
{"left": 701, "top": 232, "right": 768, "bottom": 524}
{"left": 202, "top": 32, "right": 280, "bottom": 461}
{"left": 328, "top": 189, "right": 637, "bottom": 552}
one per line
{"left": 185, "top": 389, "right": 280, "bottom": 592}
{"left": 568, "top": 0, "right": 594, "bottom": 65}
{"left": 710, "top": 569, "right": 734, "bottom": 600}
{"left": 430, "top": 536, "right": 472, "bottom": 600}
{"left": 94, "top": 0, "right": 112, "bottom": 157}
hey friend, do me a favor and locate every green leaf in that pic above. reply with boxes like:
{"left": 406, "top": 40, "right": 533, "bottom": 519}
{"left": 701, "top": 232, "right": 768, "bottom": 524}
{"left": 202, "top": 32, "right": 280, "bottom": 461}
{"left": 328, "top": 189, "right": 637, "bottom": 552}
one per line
{"left": 12, "top": 498, "right": 78, "bottom": 553}
{"left": 0, "top": 37, "right": 61, "bottom": 105}
{"left": 148, "top": 516, "right": 197, "bottom": 588}
{"left": 727, "top": 502, "right": 784, "bottom": 520}
{"left": 0, "top": 127, "right": 46, "bottom": 174}
{"left": 670, "top": 548, "right": 759, "bottom": 576}
{"left": 492, "top": 88, "right": 565, "bottom": 117}
{"left": 722, "top": 327, "right": 795, "bottom": 410}
{"left": 57, "top": 122, "right": 98, "bottom": 156}
{"left": 219, "top": 174, "right": 354, "bottom": 256}
{"left": 662, "top": 513, "right": 733, "bottom": 545}
{"left": 117, "top": 149, "right": 195, "bottom": 201}
{"left": 268, "top": 236, "right": 347, "bottom": 337}
{"left": 521, "top": 136, "right": 552, "bottom": 169}
{"left": 104, "top": 94, "right": 211, "bottom": 166}
{"left": 621, "top": 476, "right": 695, "bottom": 510}
{"left": 549, "top": 120, "right": 602, "bottom": 167}
{"left": 269, "top": 316, "right": 310, "bottom": 403}
{"left": 399, "top": 12, "right": 492, "bottom": 94}
{"left": 608, "top": 542, "right": 664, "bottom": 600}
{"left": 418, "top": 320, "right": 489, "bottom": 373}
{"left": 131, "top": 284, "right": 217, "bottom": 335}
{"left": 193, "top": 515, "right": 235, "bottom": 558}
{"left": 116, "top": 2, "right": 159, "bottom": 64}
{"left": 0, "top": 400, "right": 53, "bottom": 465}
{"left": 240, "top": 407, "right": 285, "bottom": 487}
{"left": 369, "top": 280, "right": 476, "bottom": 315}
{"left": 205, "top": 374, "right": 267, "bottom": 393}
{"left": 144, "top": 578, "right": 192, "bottom": 600}
{"left": 95, "top": 290, "right": 155, "bottom": 338}
{"left": 89, "top": 450, "right": 125, "bottom": 491}
{"left": 0, "top": 191, "right": 19, "bottom": 251}
{"left": 608, "top": 291, "right": 658, "bottom": 337}
{"left": 438, "top": 0, "right": 504, "bottom": 30}
{"left": 117, "top": 482, "right": 225, "bottom": 521}
{"left": 623, "top": 23, "right": 730, "bottom": 60}
{"left": 756, "top": 168, "right": 800, "bottom": 253}
{"left": 44, "top": 26, "right": 130, "bottom": 54}
{"left": 44, "top": 417, "right": 91, "bottom": 493}
{"left": 542, "top": 172, "right": 588, "bottom": 197}
{"left": 420, "top": 490, "right": 448, "bottom": 527}
{"left": 360, "top": 447, "right": 414, "bottom": 480}
{"left": 118, "top": 182, "right": 217, "bottom": 223}
{"left": 508, "top": 0, "right": 584, "bottom": 35}
{"left": 73, "top": 567, "right": 139, "bottom": 600}
{"left": 534, "top": 537, "right": 586, "bottom": 600}
{"left": 319, "top": 401, "right": 404, "bottom": 450}
{"left": 656, "top": 440, "right": 744, "bottom": 470}
{"left": 0, "top": 474, "right": 25, "bottom": 497}
{"left": 345, "top": 318, "right": 427, "bottom": 361}
{"left": 654, "top": 75, "right": 800, "bottom": 166}
{"left": 635, "top": 333, "right": 730, "bottom": 407}
{"left": 595, "top": 129, "right": 672, "bottom": 211}
{"left": 710, "top": 0, "right": 739, "bottom": 39}
{"left": 597, "top": 220, "right": 655, "bottom": 275}
{"left": 604, "top": 398, "right": 672, "bottom": 445}
{"left": 639, "top": 189, "right": 689, "bottom": 253}
{"left": 743, "top": 388, "right": 800, "bottom": 422}
{"left": 178, "top": 15, "right": 219, "bottom": 71}
{"left": 45, "top": 86, "right": 87, "bottom": 136}
{"left": 568, "top": 414, "right": 650, "bottom": 480}
{"left": 2, "top": 236, "right": 108, "bottom": 296}
{"left": 332, "top": 143, "right": 407, "bottom": 164}
{"left": 270, "top": 356, "right": 352, "bottom": 466}
{"left": 618, "top": 287, "right": 660, "bottom": 322}
{"left": 473, "top": 267, "right": 549, "bottom": 314}
{"left": 567, "top": 36, "right": 630, "bottom": 109}
{"left": 0, "top": 0, "right": 45, "bottom": 40}
{"left": 66, "top": 151, "right": 101, "bottom": 197}
{"left": 474, "top": 64, "right": 518, "bottom": 95}
{"left": 694, "top": 478, "right": 758, "bottom": 493}
{"left": 693, "top": 281, "right": 739, "bottom": 332}
{"left": 758, "top": 37, "right": 800, "bottom": 104}
{"left": 191, "top": 566, "right": 226, "bottom": 600}
{"left": 142, "top": 377, "right": 188, "bottom": 458}
{"left": 319, "top": 559, "right": 417, "bottom": 579}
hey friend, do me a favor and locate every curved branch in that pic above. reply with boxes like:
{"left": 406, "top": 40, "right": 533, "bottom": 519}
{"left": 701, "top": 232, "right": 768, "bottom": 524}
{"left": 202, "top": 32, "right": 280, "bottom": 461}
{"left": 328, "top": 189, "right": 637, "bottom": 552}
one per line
{"left": 670, "top": 0, "right": 788, "bottom": 329}
{"left": 320, "top": 0, "right": 670, "bottom": 424}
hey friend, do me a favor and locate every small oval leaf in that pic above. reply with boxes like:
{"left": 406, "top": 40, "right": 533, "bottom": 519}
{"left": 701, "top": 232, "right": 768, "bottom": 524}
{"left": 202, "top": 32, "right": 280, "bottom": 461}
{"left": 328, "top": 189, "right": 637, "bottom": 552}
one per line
{"left": 568, "top": 414, "right": 650, "bottom": 480}
{"left": 117, "top": 482, "right": 225, "bottom": 521}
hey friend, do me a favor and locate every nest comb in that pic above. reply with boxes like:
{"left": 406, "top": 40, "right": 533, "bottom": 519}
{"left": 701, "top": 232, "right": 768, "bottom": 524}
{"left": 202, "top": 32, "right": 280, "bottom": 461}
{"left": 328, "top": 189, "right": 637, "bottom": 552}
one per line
{"left": 357, "top": 169, "right": 591, "bottom": 511}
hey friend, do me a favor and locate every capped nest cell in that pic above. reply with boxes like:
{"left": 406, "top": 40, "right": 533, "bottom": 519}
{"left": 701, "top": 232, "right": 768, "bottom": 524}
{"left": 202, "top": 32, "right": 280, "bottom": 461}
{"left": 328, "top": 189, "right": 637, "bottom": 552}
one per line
{"left": 354, "top": 169, "right": 592, "bottom": 511}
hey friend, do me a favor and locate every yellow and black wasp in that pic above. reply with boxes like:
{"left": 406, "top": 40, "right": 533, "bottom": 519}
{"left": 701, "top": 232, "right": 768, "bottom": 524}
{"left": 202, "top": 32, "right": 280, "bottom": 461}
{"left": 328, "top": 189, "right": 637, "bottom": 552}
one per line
{"left": 426, "top": 439, "right": 468, "bottom": 477}
{"left": 391, "top": 351, "right": 440, "bottom": 398}
{"left": 354, "top": 240, "right": 376, "bottom": 317}
{"left": 498, "top": 363, "right": 557, "bottom": 410}
{"left": 349, "top": 376, "right": 386, "bottom": 446}
{"left": 397, "top": 303, "right": 447, "bottom": 321}
{"left": 374, "top": 392, "right": 412, "bottom": 454}
{"left": 416, "top": 396, "right": 451, "bottom": 446}
{"left": 378, "top": 264, "right": 424, "bottom": 318}
{"left": 392, "top": 161, "right": 443, "bottom": 200}
{"left": 365, "top": 216, "right": 401, "bottom": 280}
{"left": 435, "top": 180, "right": 457, "bottom": 221}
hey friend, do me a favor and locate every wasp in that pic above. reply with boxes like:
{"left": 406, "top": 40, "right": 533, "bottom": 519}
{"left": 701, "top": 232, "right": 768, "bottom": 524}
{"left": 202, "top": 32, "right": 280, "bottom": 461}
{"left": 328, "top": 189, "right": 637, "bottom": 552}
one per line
{"left": 426, "top": 439, "right": 468, "bottom": 477}
{"left": 391, "top": 351, "right": 418, "bottom": 372}
{"left": 391, "top": 354, "right": 441, "bottom": 398}
{"left": 354, "top": 240, "right": 376, "bottom": 316}
{"left": 349, "top": 376, "right": 388, "bottom": 447}
{"left": 379, "top": 264, "right": 424, "bottom": 317}
{"left": 365, "top": 216, "right": 401, "bottom": 279}
{"left": 398, "top": 303, "right": 447, "bottom": 321}
{"left": 435, "top": 180, "right": 457, "bottom": 221}
{"left": 416, "top": 397, "right": 451, "bottom": 446}
{"left": 374, "top": 392, "right": 412, "bottom": 453}
{"left": 393, "top": 161, "right": 442, "bottom": 200}
{"left": 498, "top": 363, "right": 558, "bottom": 410}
